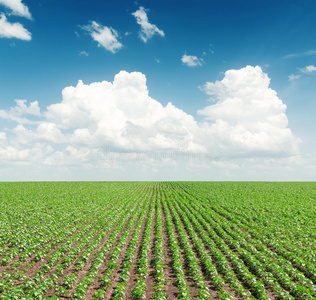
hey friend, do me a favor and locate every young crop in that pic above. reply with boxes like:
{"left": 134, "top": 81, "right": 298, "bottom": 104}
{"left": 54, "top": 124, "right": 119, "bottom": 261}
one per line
{"left": 151, "top": 195, "right": 168, "bottom": 299}
{"left": 0, "top": 181, "right": 315, "bottom": 299}
{"left": 131, "top": 190, "right": 156, "bottom": 299}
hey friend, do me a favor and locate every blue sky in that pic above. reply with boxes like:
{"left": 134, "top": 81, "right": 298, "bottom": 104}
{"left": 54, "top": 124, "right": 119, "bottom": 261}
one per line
{"left": 0, "top": 0, "right": 315, "bottom": 180}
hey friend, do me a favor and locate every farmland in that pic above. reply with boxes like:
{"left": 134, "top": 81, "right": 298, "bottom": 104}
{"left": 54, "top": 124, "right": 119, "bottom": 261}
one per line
{"left": 0, "top": 182, "right": 316, "bottom": 299}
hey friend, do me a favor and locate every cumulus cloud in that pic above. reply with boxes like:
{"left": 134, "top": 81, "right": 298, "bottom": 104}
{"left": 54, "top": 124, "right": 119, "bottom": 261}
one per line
{"left": 14, "top": 123, "right": 65, "bottom": 144}
{"left": 0, "top": 66, "right": 301, "bottom": 179}
{"left": 0, "top": 0, "right": 31, "bottom": 19}
{"left": 181, "top": 54, "right": 204, "bottom": 67}
{"left": 0, "top": 13, "right": 31, "bottom": 40}
{"left": 132, "top": 7, "right": 164, "bottom": 43}
{"left": 82, "top": 21, "right": 122, "bottom": 53}
{"left": 0, "top": 145, "right": 30, "bottom": 161}
{"left": 0, "top": 99, "right": 40, "bottom": 123}
{"left": 199, "top": 65, "right": 299, "bottom": 156}
{"left": 45, "top": 71, "right": 203, "bottom": 153}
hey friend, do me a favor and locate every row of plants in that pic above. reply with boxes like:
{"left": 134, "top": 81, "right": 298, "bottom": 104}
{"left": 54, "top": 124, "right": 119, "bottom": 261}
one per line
{"left": 205, "top": 199, "right": 316, "bottom": 281}
{"left": 0, "top": 182, "right": 148, "bottom": 299}
{"left": 204, "top": 205, "right": 316, "bottom": 299}
{"left": 50, "top": 198, "right": 137, "bottom": 299}
{"left": 165, "top": 193, "right": 214, "bottom": 300}
{"left": 227, "top": 205, "right": 316, "bottom": 284}
{"left": 69, "top": 188, "right": 149, "bottom": 300}
{"left": 161, "top": 190, "right": 191, "bottom": 299}
{"left": 168, "top": 185, "right": 271, "bottom": 300}
{"left": 1, "top": 181, "right": 316, "bottom": 298}
{"left": 175, "top": 183, "right": 315, "bottom": 300}
{"left": 174, "top": 198, "right": 254, "bottom": 300}
{"left": 111, "top": 189, "right": 155, "bottom": 300}
{"left": 131, "top": 188, "right": 156, "bottom": 299}
{"left": 150, "top": 193, "right": 169, "bottom": 300}
{"left": 84, "top": 193, "right": 150, "bottom": 300}
{"left": 0, "top": 191, "right": 98, "bottom": 269}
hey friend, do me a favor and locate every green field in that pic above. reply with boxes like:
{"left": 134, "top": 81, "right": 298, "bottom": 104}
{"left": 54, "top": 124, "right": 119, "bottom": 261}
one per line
{"left": 0, "top": 182, "right": 315, "bottom": 299}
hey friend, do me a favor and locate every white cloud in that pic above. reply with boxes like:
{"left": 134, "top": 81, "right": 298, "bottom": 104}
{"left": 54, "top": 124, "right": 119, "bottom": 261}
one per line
{"left": 0, "top": 132, "right": 6, "bottom": 144}
{"left": 0, "top": 99, "right": 40, "bottom": 123}
{"left": 0, "top": 145, "right": 30, "bottom": 161}
{"left": 0, "top": 13, "right": 31, "bottom": 40}
{"left": 288, "top": 74, "right": 301, "bottom": 81}
{"left": 132, "top": 7, "right": 164, "bottom": 43}
{"left": 13, "top": 123, "right": 65, "bottom": 144}
{"left": 0, "top": 0, "right": 31, "bottom": 19}
{"left": 299, "top": 65, "right": 316, "bottom": 74}
{"left": 44, "top": 71, "right": 203, "bottom": 153}
{"left": 0, "top": 66, "right": 303, "bottom": 179}
{"left": 288, "top": 64, "right": 316, "bottom": 81}
{"left": 82, "top": 21, "right": 122, "bottom": 53}
{"left": 283, "top": 50, "right": 316, "bottom": 59}
{"left": 181, "top": 54, "right": 204, "bottom": 67}
{"left": 199, "top": 65, "right": 299, "bottom": 157}
{"left": 79, "top": 51, "right": 89, "bottom": 56}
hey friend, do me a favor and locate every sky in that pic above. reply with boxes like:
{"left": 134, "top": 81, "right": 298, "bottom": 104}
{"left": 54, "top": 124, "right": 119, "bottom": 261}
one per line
{"left": 0, "top": 0, "right": 315, "bottom": 181}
